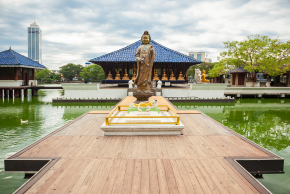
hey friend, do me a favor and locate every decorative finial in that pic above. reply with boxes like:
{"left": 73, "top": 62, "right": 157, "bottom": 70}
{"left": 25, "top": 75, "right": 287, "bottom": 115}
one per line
{"left": 9, "top": 46, "right": 11, "bottom": 50}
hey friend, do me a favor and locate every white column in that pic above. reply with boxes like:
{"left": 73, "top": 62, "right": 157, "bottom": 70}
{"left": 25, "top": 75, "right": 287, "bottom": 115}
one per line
{"left": 21, "top": 89, "right": 24, "bottom": 98}
{"left": 13, "top": 89, "right": 14, "bottom": 98}
{"left": 2, "top": 89, "right": 4, "bottom": 98}
{"left": 7, "top": 89, "right": 9, "bottom": 98}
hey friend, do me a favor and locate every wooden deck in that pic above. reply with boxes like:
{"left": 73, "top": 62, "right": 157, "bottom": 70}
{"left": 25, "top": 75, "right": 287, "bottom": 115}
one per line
{"left": 6, "top": 96, "right": 282, "bottom": 194}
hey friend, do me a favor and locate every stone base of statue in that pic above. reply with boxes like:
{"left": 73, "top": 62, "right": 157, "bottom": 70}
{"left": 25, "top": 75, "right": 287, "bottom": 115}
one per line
{"left": 133, "top": 91, "right": 154, "bottom": 102}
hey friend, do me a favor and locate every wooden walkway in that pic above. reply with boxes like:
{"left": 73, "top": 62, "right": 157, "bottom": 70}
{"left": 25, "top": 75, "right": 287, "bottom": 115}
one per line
{"left": 7, "top": 96, "right": 282, "bottom": 193}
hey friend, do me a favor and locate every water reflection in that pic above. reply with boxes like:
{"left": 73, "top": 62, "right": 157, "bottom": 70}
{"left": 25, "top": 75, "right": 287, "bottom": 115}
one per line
{"left": 174, "top": 99, "right": 290, "bottom": 193}
{"left": 0, "top": 88, "right": 116, "bottom": 194}
{"left": 174, "top": 99, "right": 290, "bottom": 151}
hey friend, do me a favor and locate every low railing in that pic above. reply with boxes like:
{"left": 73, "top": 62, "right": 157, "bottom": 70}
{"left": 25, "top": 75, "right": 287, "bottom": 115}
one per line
{"left": 105, "top": 105, "right": 180, "bottom": 126}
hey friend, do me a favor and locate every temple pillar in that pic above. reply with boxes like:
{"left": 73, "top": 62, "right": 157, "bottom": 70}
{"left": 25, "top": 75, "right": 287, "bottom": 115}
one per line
{"left": 2, "top": 89, "right": 4, "bottom": 98}
{"left": 21, "top": 89, "right": 24, "bottom": 98}
{"left": 7, "top": 89, "right": 9, "bottom": 98}
{"left": 14, "top": 68, "right": 18, "bottom": 80}
{"left": 12, "top": 89, "right": 14, "bottom": 98}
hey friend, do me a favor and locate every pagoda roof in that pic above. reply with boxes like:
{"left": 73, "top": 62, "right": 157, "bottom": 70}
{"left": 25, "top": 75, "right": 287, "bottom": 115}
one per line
{"left": 228, "top": 66, "right": 248, "bottom": 74}
{"left": 0, "top": 49, "right": 46, "bottom": 69}
{"left": 89, "top": 40, "right": 201, "bottom": 64}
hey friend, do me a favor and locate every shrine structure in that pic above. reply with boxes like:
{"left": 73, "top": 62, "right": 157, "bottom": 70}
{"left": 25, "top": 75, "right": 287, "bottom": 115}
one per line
{"left": 89, "top": 40, "right": 201, "bottom": 84}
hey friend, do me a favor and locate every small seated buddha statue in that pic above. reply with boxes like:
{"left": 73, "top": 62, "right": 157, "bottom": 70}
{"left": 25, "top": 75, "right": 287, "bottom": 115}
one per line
{"left": 202, "top": 70, "right": 210, "bottom": 83}
{"left": 114, "top": 71, "right": 121, "bottom": 80}
{"left": 131, "top": 70, "right": 136, "bottom": 81}
{"left": 106, "top": 70, "right": 113, "bottom": 80}
{"left": 169, "top": 71, "right": 176, "bottom": 81}
{"left": 177, "top": 71, "right": 185, "bottom": 81}
{"left": 122, "top": 70, "right": 129, "bottom": 80}
{"left": 153, "top": 69, "right": 159, "bottom": 81}
{"left": 161, "top": 70, "right": 168, "bottom": 81}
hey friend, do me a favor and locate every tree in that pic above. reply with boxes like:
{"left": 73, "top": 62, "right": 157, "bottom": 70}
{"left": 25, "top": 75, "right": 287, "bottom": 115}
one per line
{"left": 53, "top": 74, "right": 61, "bottom": 82}
{"left": 59, "top": 63, "right": 84, "bottom": 80}
{"left": 262, "top": 39, "right": 290, "bottom": 76}
{"left": 208, "top": 58, "right": 238, "bottom": 78}
{"left": 222, "top": 35, "right": 271, "bottom": 81}
{"left": 221, "top": 35, "right": 290, "bottom": 81}
{"left": 187, "top": 62, "right": 215, "bottom": 78}
{"left": 80, "top": 64, "right": 105, "bottom": 82}
{"left": 35, "top": 69, "right": 52, "bottom": 82}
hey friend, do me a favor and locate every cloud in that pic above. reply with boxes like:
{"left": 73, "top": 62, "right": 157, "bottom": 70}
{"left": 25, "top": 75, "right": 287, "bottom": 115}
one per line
{"left": 0, "top": 0, "right": 290, "bottom": 69}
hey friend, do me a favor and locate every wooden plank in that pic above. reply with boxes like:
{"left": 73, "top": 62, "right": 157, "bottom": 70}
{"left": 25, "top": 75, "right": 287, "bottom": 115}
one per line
{"left": 162, "top": 159, "right": 180, "bottom": 194}
{"left": 131, "top": 159, "right": 142, "bottom": 194}
{"left": 156, "top": 159, "right": 169, "bottom": 194}
{"left": 149, "top": 159, "right": 160, "bottom": 194}
{"left": 102, "top": 159, "right": 122, "bottom": 194}
{"left": 141, "top": 159, "right": 150, "bottom": 194}
{"left": 174, "top": 159, "right": 196, "bottom": 194}
{"left": 170, "top": 159, "right": 188, "bottom": 194}
{"left": 121, "top": 159, "right": 135, "bottom": 194}
{"left": 111, "top": 159, "right": 128, "bottom": 194}
{"left": 77, "top": 159, "right": 104, "bottom": 194}
{"left": 26, "top": 159, "right": 69, "bottom": 194}
{"left": 69, "top": 159, "right": 97, "bottom": 194}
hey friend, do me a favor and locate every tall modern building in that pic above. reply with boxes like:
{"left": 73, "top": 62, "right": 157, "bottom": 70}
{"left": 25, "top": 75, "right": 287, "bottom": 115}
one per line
{"left": 188, "top": 52, "right": 205, "bottom": 62}
{"left": 28, "top": 21, "right": 42, "bottom": 64}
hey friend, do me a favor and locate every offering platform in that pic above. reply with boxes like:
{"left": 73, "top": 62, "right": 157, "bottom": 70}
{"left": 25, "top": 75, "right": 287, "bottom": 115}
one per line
{"left": 101, "top": 104, "right": 184, "bottom": 135}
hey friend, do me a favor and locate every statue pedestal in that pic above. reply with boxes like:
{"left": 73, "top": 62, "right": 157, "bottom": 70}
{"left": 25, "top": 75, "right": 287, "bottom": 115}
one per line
{"left": 133, "top": 91, "right": 154, "bottom": 101}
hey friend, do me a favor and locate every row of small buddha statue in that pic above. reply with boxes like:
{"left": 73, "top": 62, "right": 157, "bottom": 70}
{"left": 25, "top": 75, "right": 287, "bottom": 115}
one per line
{"left": 106, "top": 70, "right": 136, "bottom": 81}
{"left": 153, "top": 69, "right": 185, "bottom": 81}
{"left": 105, "top": 69, "right": 185, "bottom": 81}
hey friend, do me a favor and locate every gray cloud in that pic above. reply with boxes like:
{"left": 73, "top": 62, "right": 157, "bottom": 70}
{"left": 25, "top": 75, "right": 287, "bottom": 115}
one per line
{"left": 0, "top": 0, "right": 290, "bottom": 69}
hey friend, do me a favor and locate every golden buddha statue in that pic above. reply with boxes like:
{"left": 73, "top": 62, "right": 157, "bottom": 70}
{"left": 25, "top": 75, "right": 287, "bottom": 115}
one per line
{"left": 134, "top": 31, "right": 155, "bottom": 92}
{"left": 177, "top": 71, "right": 185, "bottom": 81}
{"left": 131, "top": 70, "right": 136, "bottom": 81}
{"left": 122, "top": 70, "right": 129, "bottom": 80}
{"left": 153, "top": 69, "right": 159, "bottom": 81}
{"left": 106, "top": 70, "right": 113, "bottom": 80}
{"left": 202, "top": 70, "right": 210, "bottom": 83}
{"left": 114, "top": 71, "right": 121, "bottom": 80}
{"left": 161, "top": 70, "right": 168, "bottom": 81}
{"left": 169, "top": 71, "right": 176, "bottom": 81}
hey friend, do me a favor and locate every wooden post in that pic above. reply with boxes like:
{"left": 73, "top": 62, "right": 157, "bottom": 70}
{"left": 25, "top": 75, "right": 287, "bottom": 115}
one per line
{"left": 14, "top": 68, "right": 18, "bottom": 80}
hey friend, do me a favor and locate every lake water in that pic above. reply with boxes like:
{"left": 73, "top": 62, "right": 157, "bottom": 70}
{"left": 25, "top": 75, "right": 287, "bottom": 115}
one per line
{"left": 0, "top": 88, "right": 289, "bottom": 193}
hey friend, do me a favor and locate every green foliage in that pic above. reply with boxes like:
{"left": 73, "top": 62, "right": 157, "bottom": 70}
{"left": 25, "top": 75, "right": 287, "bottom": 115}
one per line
{"left": 208, "top": 58, "right": 238, "bottom": 78}
{"left": 35, "top": 69, "right": 52, "bottom": 82}
{"left": 42, "top": 77, "right": 53, "bottom": 83}
{"left": 221, "top": 34, "right": 290, "bottom": 79}
{"left": 53, "top": 74, "right": 61, "bottom": 81}
{"left": 261, "top": 39, "right": 290, "bottom": 76}
{"left": 187, "top": 62, "right": 215, "bottom": 78}
{"left": 80, "top": 64, "right": 105, "bottom": 82}
{"left": 59, "top": 63, "right": 84, "bottom": 80}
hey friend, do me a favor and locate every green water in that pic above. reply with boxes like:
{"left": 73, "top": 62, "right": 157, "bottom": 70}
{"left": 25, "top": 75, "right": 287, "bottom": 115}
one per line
{"left": 0, "top": 88, "right": 289, "bottom": 193}
{"left": 173, "top": 99, "right": 290, "bottom": 194}
{"left": 0, "top": 88, "right": 116, "bottom": 193}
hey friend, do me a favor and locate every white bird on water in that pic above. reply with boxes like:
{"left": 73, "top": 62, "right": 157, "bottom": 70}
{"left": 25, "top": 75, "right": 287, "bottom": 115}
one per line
{"left": 20, "top": 119, "right": 28, "bottom": 124}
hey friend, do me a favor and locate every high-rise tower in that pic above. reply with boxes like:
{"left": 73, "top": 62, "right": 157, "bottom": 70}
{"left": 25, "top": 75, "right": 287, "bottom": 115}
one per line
{"left": 28, "top": 21, "right": 42, "bottom": 64}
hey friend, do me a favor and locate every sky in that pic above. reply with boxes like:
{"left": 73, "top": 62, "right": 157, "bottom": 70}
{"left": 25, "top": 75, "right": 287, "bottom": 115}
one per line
{"left": 0, "top": 0, "right": 290, "bottom": 70}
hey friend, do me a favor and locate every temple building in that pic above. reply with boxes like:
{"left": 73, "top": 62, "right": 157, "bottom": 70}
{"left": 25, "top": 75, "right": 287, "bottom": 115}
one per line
{"left": 0, "top": 48, "right": 46, "bottom": 97}
{"left": 89, "top": 40, "right": 201, "bottom": 84}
